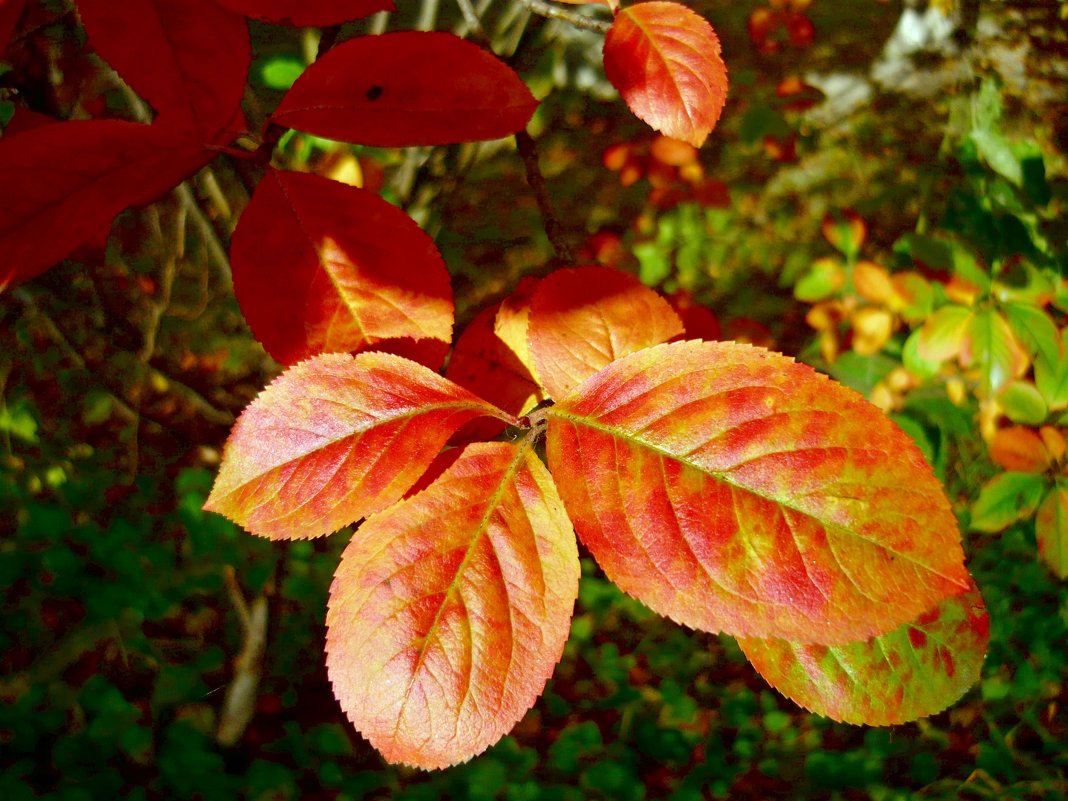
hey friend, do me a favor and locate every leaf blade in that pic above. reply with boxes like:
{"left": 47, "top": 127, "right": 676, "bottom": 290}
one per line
{"left": 0, "top": 120, "right": 213, "bottom": 292}
{"left": 230, "top": 169, "right": 453, "bottom": 366}
{"left": 75, "top": 0, "right": 249, "bottom": 141}
{"left": 272, "top": 31, "right": 538, "bottom": 147}
{"left": 544, "top": 340, "right": 969, "bottom": 644}
{"left": 738, "top": 583, "right": 989, "bottom": 725}
{"left": 528, "top": 266, "right": 683, "bottom": 399}
{"left": 205, "top": 352, "right": 513, "bottom": 540}
{"left": 603, "top": 1, "right": 728, "bottom": 147}
{"left": 326, "top": 441, "right": 580, "bottom": 768}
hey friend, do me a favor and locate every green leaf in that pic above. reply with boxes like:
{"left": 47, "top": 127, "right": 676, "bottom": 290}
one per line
{"left": 1035, "top": 328, "right": 1068, "bottom": 411}
{"left": 970, "top": 471, "right": 1047, "bottom": 533}
{"left": 970, "top": 130, "right": 1022, "bottom": 186}
{"left": 998, "top": 381, "right": 1048, "bottom": 426}
{"left": 902, "top": 329, "right": 942, "bottom": 380}
{"left": 1002, "top": 302, "right": 1059, "bottom": 367}
{"left": 963, "top": 309, "right": 1027, "bottom": 395}
{"left": 259, "top": 57, "right": 306, "bottom": 91}
{"left": 794, "top": 259, "right": 844, "bottom": 302}
{"left": 1036, "top": 482, "right": 1068, "bottom": 579}
{"left": 917, "top": 305, "right": 972, "bottom": 364}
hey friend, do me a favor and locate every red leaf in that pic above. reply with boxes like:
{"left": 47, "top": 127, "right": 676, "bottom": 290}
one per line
{"left": 75, "top": 0, "right": 249, "bottom": 142}
{"left": 527, "top": 266, "right": 683, "bottom": 399}
{"left": 230, "top": 169, "right": 453, "bottom": 366}
{"left": 739, "top": 582, "right": 989, "bottom": 724}
{"left": 543, "top": 340, "right": 970, "bottom": 644}
{"left": 211, "top": 0, "right": 392, "bottom": 26}
{"left": 603, "top": 1, "right": 728, "bottom": 147}
{"left": 445, "top": 303, "right": 545, "bottom": 440}
{"left": 0, "top": 0, "right": 26, "bottom": 55}
{"left": 272, "top": 32, "right": 538, "bottom": 147}
{"left": 0, "top": 120, "right": 214, "bottom": 292}
{"left": 204, "top": 352, "right": 512, "bottom": 540}
{"left": 327, "top": 441, "right": 579, "bottom": 768}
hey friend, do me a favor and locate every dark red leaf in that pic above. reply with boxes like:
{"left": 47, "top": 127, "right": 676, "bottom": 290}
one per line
{"left": 0, "top": 120, "right": 215, "bottom": 292}
{"left": 272, "top": 31, "right": 538, "bottom": 147}
{"left": 211, "top": 0, "right": 392, "bottom": 26}
{"left": 75, "top": 0, "right": 249, "bottom": 141}
{"left": 0, "top": 0, "right": 26, "bottom": 55}
{"left": 230, "top": 169, "right": 454, "bottom": 366}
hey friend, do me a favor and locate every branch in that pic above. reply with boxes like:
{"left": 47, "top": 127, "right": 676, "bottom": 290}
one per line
{"left": 515, "top": 0, "right": 611, "bottom": 34}
{"left": 515, "top": 129, "right": 577, "bottom": 263}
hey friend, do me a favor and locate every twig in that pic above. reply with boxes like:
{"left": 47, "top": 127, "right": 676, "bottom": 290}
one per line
{"left": 455, "top": 0, "right": 488, "bottom": 40}
{"left": 216, "top": 567, "right": 269, "bottom": 747}
{"left": 515, "top": 129, "right": 577, "bottom": 263}
{"left": 515, "top": 0, "right": 611, "bottom": 34}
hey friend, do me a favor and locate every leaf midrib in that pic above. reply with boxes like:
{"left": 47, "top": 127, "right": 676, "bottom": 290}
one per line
{"left": 546, "top": 407, "right": 965, "bottom": 586}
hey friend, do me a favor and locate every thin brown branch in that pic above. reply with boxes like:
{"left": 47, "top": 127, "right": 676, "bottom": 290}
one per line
{"left": 515, "top": 0, "right": 611, "bottom": 34}
{"left": 515, "top": 129, "right": 577, "bottom": 263}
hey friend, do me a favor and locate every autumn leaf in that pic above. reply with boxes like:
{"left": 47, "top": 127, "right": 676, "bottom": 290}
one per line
{"left": 1037, "top": 483, "right": 1068, "bottom": 579}
{"left": 0, "top": 0, "right": 25, "bottom": 55}
{"left": 272, "top": 32, "right": 538, "bottom": 147}
{"left": 204, "top": 352, "right": 513, "bottom": 540}
{"left": 0, "top": 120, "right": 215, "bottom": 292}
{"left": 602, "top": 1, "right": 728, "bottom": 147}
{"left": 543, "top": 340, "right": 970, "bottom": 645}
{"left": 987, "top": 426, "right": 1052, "bottom": 473}
{"left": 738, "top": 582, "right": 989, "bottom": 724}
{"left": 75, "top": 0, "right": 249, "bottom": 141}
{"left": 494, "top": 276, "right": 541, "bottom": 377}
{"left": 326, "top": 441, "right": 579, "bottom": 769}
{"left": 212, "top": 0, "right": 392, "bottom": 26}
{"left": 527, "top": 266, "right": 683, "bottom": 399}
{"left": 230, "top": 169, "right": 453, "bottom": 366}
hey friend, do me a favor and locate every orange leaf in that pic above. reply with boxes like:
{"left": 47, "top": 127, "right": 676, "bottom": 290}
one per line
{"left": 230, "top": 169, "right": 453, "bottom": 366}
{"left": 494, "top": 276, "right": 541, "bottom": 376}
{"left": 204, "top": 352, "right": 512, "bottom": 540}
{"left": 527, "top": 266, "right": 683, "bottom": 399}
{"left": 739, "top": 582, "right": 988, "bottom": 724}
{"left": 988, "top": 426, "right": 1051, "bottom": 473}
{"left": 603, "top": 1, "right": 728, "bottom": 148}
{"left": 326, "top": 441, "right": 580, "bottom": 768}
{"left": 543, "top": 340, "right": 969, "bottom": 644}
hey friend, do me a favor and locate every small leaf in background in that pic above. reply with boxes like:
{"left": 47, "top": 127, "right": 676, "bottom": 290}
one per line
{"left": 962, "top": 309, "right": 1030, "bottom": 396}
{"left": 1036, "top": 483, "right": 1068, "bottom": 579}
{"left": 527, "top": 266, "right": 683, "bottom": 399}
{"left": 75, "top": 0, "right": 249, "bottom": 142}
{"left": 1002, "top": 302, "right": 1059, "bottom": 369}
{"left": 998, "top": 382, "right": 1048, "bottom": 427}
{"left": 794, "top": 257, "right": 844, "bottom": 303}
{"left": 204, "top": 352, "right": 512, "bottom": 540}
{"left": 258, "top": 56, "right": 305, "bottom": 90}
{"left": 544, "top": 340, "right": 970, "bottom": 645}
{"left": 0, "top": 120, "right": 215, "bottom": 292}
{"left": 1035, "top": 328, "right": 1068, "bottom": 411}
{"left": 230, "top": 169, "right": 453, "bottom": 366}
{"left": 494, "top": 276, "right": 541, "bottom": 377}
{"left": 212, "top": 0, "right": 392, "bottom": 26}
{"left": 326, "top": 442, "right": 580, "bottom": 768}
{"left": 822, "top": 210, "right": 866, "bottom": 258}
{"left": 665, "top": 290, "right": 722, "bottom": 341}
{"left": 603, "top": 1, "right": 728, "bottom": 148}
{"left": 272, "top": 32, "right": 538, "bottom": 147}
{"left": 916, "top": 305, "right": 972, "bottom": 365}
{"left": 988, "top": 426, "right": 1052, "bottom": 473}
{"left": 969, "top": 471, "right": 1047, "bottom": 533}
{"left": 445, "top": 303, "right": 545, "bottom": 440}
{"left": 738, "top": 583, "right": 989, "bottom": 725}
